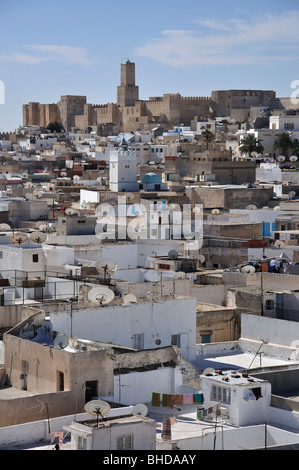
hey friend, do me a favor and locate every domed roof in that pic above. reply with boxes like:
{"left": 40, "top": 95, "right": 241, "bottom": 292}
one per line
{"left": 141, "top": 172, "right": 161, "bottom": 184}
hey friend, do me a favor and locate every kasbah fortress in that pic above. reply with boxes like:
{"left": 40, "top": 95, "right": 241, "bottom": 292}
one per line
{"left": 22, "top": 60, "right": 294, "bottom": 133}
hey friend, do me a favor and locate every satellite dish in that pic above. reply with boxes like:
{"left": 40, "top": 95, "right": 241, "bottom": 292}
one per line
{"left": 290, "top": 155, "right": 298, "bottom": 162}
{"left": 88, "top": 286, "right": 115, "bottom": 305}
{"left": 84, "top": 399, "right": 111, "bottom": 417}
{"left": 132, "top": 403, "right": 148, "bottom": 417}
{"left": 168, "top": 249, "right": 178, "bottom": 260}
{"left": 123, "top": 294, "right": 137, "bottom": 305}
{"left": 53, "top": 334, "right": 68, "bottom": 350}
{"left": 289, "top": 191, "right": 296, "bottom": 197}
{"left": 203, "top": 367, "right": 215, "bottom": 376}
{"left": 198, "top": 254, "right": 205, "bottom": 264}
{"left": 144, "top": 270, "right": 161, "bottom": 282}
{"left": 192, "top": 206, "right": 201, "bottom": 215}
{"left": 65, "top": 208, "right": 78, "bottom": 216}
{"left": 173, "top": 271, "right": 187, "bottom": 279}
{"left": 277, "top": 155, "right": 286, "bottom": 162}
{"left": 33, "top": 191, "right": 43, "bottom": 198}
{"left": 73, "top": 175, "right": 80, "bottom": 180}
{"left": 24, "top": 182, "right": 34, "bottom": 188}
{"left": 211, "top": 209, "right": 220, "bottom": 215}
{"left": 126, "top": 192, "right": 135, "bottom": 201}
{"left": 29, "top": 231, "right": 47, "bottom": 243}
{"left": 262, "top": 206, "right": 269, "bottom": 210}
{"left": 274, "top": 240, "right": 285, "bottom": 248}
{"left": 0, "top": 223, "right": 11, "bottom": 230}
{"left": 60, "top": 171, "right": 67, "bottom": 177}
{"left": 246, "top": 205, "right": 257, "bottom": 210}
{"left": 11, "top": 232, "right": 28, "bottom": 244}
{"left": 240, "top": 265, "right": 256, "bottom": 274}
{"left": 95, "top": 258, "right": 116, "bottom": 274}
{"left": 273, "top": 206, "right": 280, "bottom": 211}
{"left": 39, "top": 223, "right": 48, "bottom": 232}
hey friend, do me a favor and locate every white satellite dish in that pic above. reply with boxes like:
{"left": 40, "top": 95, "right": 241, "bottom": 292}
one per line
{"left": 192, "top": 206, "right": 201, "bottom": 215}
{"left": 65, "top": 208, "right": 78, "bottom": 216}
{"left": 290, "top": 155, "right": 298, "bottom": 162}
{"left": 277, "top": 155, "right": 286, "bottom": 162}
{"left": 246, "top": 205, "right": 257, "bottom": 210}
{"left": 84, "top": 399, "right": 111, "bottom": 417}
{"left": 168, "top": 249, "right": 178, "bottom": 260}
{"left": 273, "top": 206, "right": 280, "bottom": 211}
{"left": 53, "top": 334, "right": 68, "bottom": 350}
{"left": 33, "top": 191, "right": 43, "bottom": 198}
{"left": 95, "top": 258, "right": 116, "bottom": 274}
{"left": 30, "top": 231, "right": 47, "bottom": 243}
{"left": 73, "top": 175, "right": 80, "bottom": 180}
{"left": 126, "top": 192, "right": 135, "bottom": 201}
{"left": 274, "top": 240, "right": 285, "bottom": 248}
{"left": 240, "top": 265, "right": 255, "bottom": 274}
{"left": 144, "top": 270, "right": 161, "bottom": 282}
{"left": 24, "top": 182, "right": 34, "bottom": 188}
{"left": 60, "top": 171, "right": 67, "bottom": 177}
{"left": 88, "top": 286, "right": 115, "bottom": 306}
{"left": 0, "top": 223, "right": 11, "bottom": 231}
{"left": 262, "top": 206, "right": 269, "bottom": 210}
{"left": 203, "top": 367, "right": 215, "bottom": 376}
{"left": 198, "top": 254, "right": 205, "bottom": 264}
{"left": 211, "top": 208, "right": 220, "bottom": 215}
{"left": 173, "top": 271, "right": 187, "bottom": 279}
{"left": 39, "top": 223, "right": 48, "bottom": 232}
{"left": 132, "top": 403, "right": 148, "bottom": 417}
{"left": 289, "top": 191, "right": 296, "bottom": 197}
{"left": 123, "top": 294, "right": 137, "bottom": 305}
{"left": 11, "top": 232, "right": 28, "bottom": 245}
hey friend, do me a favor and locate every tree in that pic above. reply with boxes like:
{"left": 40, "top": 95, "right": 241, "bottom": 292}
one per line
{"left": 274, "top": 132, "right": 294, "bottom": 158}
{"left": 201, "top": 129, "right": 214, "bottom": 150}
{"left": 239, "top": 134, "right": 264, "bottom": 157}
{"left": 46, "top": 121, "right": 64, "bottom": 133}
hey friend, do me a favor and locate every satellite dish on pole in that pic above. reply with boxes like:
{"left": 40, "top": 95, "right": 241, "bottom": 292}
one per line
{"left": 277, "top": 155, "right": 286, "bottom": 162}
{"left": 240, "top": 265, "right": 255, "bottom": 274}
{"left": 30, "top": 231, "right": 47, "bottom": 243}
{"left": 53, "top": 334, "right": 69, "bottom": 350}
{"left": 84, "top": 399, "right": 111, "bottom": 425}
{"left": 95, "top": 258, "right": 116, "bottom": 274}
{"left": 33, "top": 190, "right": 43, "bottom": 199}
{"left": 290, "top": 155, "right": 298, "bottom": 162}
{"left": 11, "top": 232, "right": 28, "bottom": 245}
{"left": 246, "top": 205, "right": 257, "bottom": 210}
{"left": 132, "top": 403, "right": 148, "bottom": 417}
{"left": 274, "top": 240, "right": 285, "bottom": 248}
{"left": 88, "top": 286, "right": 115, "bottom": 306}
{"left": 126, "top": 192, "right": 135, "bottom": 201}
{"left": 73, "top": 175, "right": 80, "bottom": 180}
{"left": 211, "top": 208, "right": 220, "bottom": 215}
{"left": 203, "top": 367, "right": 215, "bottom": 376}
{"left": 198, "top": 254, "right": 205, "bottom": 264}
{"left": 65, "top": 208, "right": 78, "bottom": 216}
{"left": 173, "top": 271, "right": 187, "bottom": 279}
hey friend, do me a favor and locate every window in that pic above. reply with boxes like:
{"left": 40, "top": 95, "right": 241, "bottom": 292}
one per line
{"left": 78, "top": 436, "right": 87, "bottom": 450}
{"left": 265, "top": 299, "right": 275, "bottom": 310}
{"left": 211, "top": 385, "right": 231, "bottom": 404}
{"left": 284, "top": 123, "right": 294, "bottom": 130}
{"left": 0, "top": 251, "right": 2, "bottom": 259}
{"left": 117, "top": 434, "right": 133, "bottom": 450}
{"left": 32, "top": 254, "right": 38, "bottom": 263}
{"left": 171, "top": 334, "right": 181, "bottom": 347}
{"left": 133, "top": 333, "right": 144, "bottom": 350}
{"left": 57, "top": 371, "right": 64, "bottom": 391}
{"left": 201, "top": 334, "right": 211, "bottom": 344}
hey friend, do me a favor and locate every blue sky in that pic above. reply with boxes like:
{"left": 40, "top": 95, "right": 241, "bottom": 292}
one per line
{"left": 1, "top": 0, "right": 299, "bottom": 131}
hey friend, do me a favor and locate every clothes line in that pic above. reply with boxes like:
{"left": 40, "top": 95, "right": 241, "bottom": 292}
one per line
{"left": 152, "top": 392, "right": 204, "bottom": 407}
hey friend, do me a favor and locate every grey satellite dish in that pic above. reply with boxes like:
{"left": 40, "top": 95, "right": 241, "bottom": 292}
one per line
{"left": 123, "top": 294, "right": 137, "bottom": 305}
{"left": 30, "top": 231, "right": 47, "bottom": 243}
{"left": 274, "top": 240, "right": 285, "bottom": 248}
{"left": 88, "top": 286, "right": 115, "bottom": 306}
{"left": 95, "top": 258, "right": 116, "bottom": 274}
{"left": 84, "top": 399, "right": 111, "bottom": 424}
{"left": 39, "top": 223, "right": 48, "bottom": 232}
{"left": 168, "top": 249, "right": 178, "bottom": 260}
{"left": 0, "top": 223, "right": 11, "bottom": 230}
{"left": 144, "top": 270, "right": 161, "bottom": 282}
{"left": 126, "top": 192, "right": 135, "bottom": 201}
{"left": 11, "top": 232, "right": 28, "bottom": 245}
{"left": 203, "top": 367, "right": 215, "bottom": 376}
{"left": 198, "top": 254, "right": 205, "bottom": 264}
{"left": 65, "top": 208, "right": 78, "bottom": 216}
{"left": 240, "top": 265, "right": 255, "bottom": 274}
{"left": 53, "top": 334, "right": 68, "bottom": 350}
{"left": 132, "top": 403, "right": 148, "bottom": 417}
{"left": 174, "top": 271, "right": 187, "bottom": 279}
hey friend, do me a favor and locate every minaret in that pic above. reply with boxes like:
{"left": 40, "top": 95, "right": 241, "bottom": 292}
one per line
{"left": 117, "top": 59, "right": 139, "bottom": 107}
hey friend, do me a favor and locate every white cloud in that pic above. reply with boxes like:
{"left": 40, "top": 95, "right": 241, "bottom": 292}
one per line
{"left": 136, "top": 11, "right": 299, "bottom": 67}
{"left": 0, "top": 45, "right": 93, "bottom": 66}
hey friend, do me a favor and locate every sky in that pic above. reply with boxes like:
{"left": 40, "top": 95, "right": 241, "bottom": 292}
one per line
{"left": 1, "top": 0, "right": 299, "bottom": 131}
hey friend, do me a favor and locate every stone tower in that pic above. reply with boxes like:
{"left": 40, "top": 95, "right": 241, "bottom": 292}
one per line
{"left": 117, "top": 60, "right": 139, "bottom": 107}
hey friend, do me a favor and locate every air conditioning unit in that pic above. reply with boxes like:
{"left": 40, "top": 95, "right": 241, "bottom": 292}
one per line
{"left": 219, "top": 407, "right": 229, "bottom": 419}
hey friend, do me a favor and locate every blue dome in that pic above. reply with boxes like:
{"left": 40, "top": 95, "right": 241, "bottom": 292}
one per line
{"left": 141, "top": 172, "right": 162, "bottom": 184}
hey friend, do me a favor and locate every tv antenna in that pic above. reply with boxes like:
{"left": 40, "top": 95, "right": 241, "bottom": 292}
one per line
{"left": 53, "top": 333, "right": 69, "bottom": 350}
{"left": 11, "top": 232, "right": 28, "bottom": 245}
{"left": 88, "top": 286, "right": 115, "bottom": 306}
{"left": 30, "top": 231, "right": 47, "bottom": 243}
{"left": 84, "top": 399, "right": 111, "bottom": 426}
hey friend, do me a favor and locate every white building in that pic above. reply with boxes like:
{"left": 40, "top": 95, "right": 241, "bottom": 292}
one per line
{"left": 109, "top": 141, "right": 139, "bottom": 192}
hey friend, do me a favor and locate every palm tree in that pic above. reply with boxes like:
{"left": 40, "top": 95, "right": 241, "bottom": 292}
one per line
{"left": 201, "top": 129, "right": 214, "bottom": 150}
{"left": 239, "top": 134, "right": 264, "bottom": 157}
{"left": 274, "top": 132, "right": 294, "bottom": 159}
